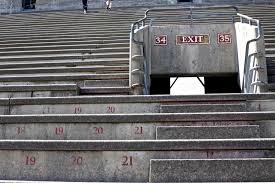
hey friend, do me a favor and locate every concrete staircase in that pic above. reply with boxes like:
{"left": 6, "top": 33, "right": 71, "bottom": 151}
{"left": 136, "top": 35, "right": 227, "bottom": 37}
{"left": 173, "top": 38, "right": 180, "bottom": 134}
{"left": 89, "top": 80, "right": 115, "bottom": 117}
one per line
{"left": 0, "top": 4, "right": 275, "bottom": 182}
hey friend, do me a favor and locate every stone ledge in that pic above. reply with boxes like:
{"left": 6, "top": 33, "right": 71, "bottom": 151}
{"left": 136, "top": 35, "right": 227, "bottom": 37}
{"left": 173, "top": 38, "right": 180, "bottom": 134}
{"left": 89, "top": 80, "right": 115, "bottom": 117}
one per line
{"left": 6, "top": 93, "right": 275, "bottom": 105}
{"left": 0, "top": 139, "right": 274, "bottom": 150}
{"left": 1, "top": 112, "right": 275, "bottom": 123}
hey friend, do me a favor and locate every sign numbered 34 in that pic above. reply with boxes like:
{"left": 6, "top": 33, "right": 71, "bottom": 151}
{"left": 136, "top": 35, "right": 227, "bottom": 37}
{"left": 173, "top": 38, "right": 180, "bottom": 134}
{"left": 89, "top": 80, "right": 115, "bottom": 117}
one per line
{"left": 155, "top": 35, "right": 167, "bottom": 45}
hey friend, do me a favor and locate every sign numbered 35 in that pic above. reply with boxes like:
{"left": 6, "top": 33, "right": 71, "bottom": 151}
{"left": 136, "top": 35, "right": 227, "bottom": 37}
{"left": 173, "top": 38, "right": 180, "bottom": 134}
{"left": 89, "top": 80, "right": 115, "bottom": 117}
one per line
{"left": 218, "top": 33, "right": 232, "bottom": 44}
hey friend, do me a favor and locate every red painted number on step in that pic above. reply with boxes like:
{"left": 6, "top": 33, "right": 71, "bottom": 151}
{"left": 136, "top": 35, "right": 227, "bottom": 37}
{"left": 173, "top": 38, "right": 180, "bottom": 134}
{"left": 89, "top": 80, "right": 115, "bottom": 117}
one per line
{"left": 107, "top": 106, "right": 116, "bottom": 113}
{"left": 72, "top": 156, "right": 83, "bottom": 165}
{"left": 134, "top": 126, "right": 143, "bottom": 135}
{"left": 55, "top": 127, "right": 64, "bottom": 135}
{"left": 74, "top": 107, "right": 82, "bottom": 114}
{"left": 122, "top": 156, "right": 133, "bottom": 166}
{"left": 25, "top": 156, "right": 36, "bottom": 165}
{"left": 93, "top": 127, "right": 104, "bottom": 135}
{"left": 17, "top": 127, "right": 25, "bottom": 135}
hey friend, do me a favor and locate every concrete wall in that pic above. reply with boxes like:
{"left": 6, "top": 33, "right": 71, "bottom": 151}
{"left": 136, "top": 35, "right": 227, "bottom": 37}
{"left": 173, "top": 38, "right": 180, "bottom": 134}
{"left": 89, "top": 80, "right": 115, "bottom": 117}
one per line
{"left": 149, "top": 24, "right": 238, "bottom": 76}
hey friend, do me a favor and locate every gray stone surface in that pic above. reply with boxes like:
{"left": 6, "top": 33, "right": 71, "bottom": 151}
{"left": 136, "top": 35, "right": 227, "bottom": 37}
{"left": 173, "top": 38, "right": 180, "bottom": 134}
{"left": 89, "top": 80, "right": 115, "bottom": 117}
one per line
{"left": 149, "top": 159, "right": 275, "bottom": 182}
{"left": 0, "top": 84, "right": 78, "bottom": 92}
{"left": 6, "top": 93, "right": 275, "bottom": 105}
{"left": 0, "top": 121, "right": 253, "bottom": 140}
{"left": 160, "top": 103, "right": 247, "bottom": 113}
{"left": 0, "top": 73, "right": 128, "bottom": 82}
{"left": 156, "top": 125, "right": 260, "bottom": 139}
{"left": 0, "top": 149, "right": 270, "bottom": 182}
{"left": 2, "top": 112, "right": 275, "bottom": 122}
{"left": 149, "top": 24, "right": 238, "bottom": 76}
{"left": 0, "top": 139, "right": 274, "bottom": 150}
{"left": 80, "top": 87, "right": 130, "bottom": 95}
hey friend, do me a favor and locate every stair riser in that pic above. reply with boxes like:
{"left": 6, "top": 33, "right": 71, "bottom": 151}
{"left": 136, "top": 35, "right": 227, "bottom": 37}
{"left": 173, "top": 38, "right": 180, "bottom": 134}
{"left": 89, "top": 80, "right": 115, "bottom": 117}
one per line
{"left": 0, "top": 48, "right": 129, "bottom": 56}
{"left": 0, "top": 54, "right": 129, "bottom": 62}
{"left": 0, "top": 44, "right": 130, "bottom": 52}
{"left": 0, "top": 61, "right": 129, "bottom": 69}
{"left": 160, "top": 104, "right": 247, "bottom": 113}
{"left": 0, "top": 122, "right": 256, "bottom": 140}
{"left": 156, "top": 125, "right": 260, "bottom": 139}
{"left": 150, "top": 159, "right": 275, "bottom": 182}
{"left": 0, "top": 91, "right": 78, "bottom": 98}
{"left": 0, "top": 68, "right": 128, "bottom": 75}
{"left": 0, "top": 150, "right": 271, "bottom": 182}
{"left": 0, "top": 40, "right": 129, "bottom": 48}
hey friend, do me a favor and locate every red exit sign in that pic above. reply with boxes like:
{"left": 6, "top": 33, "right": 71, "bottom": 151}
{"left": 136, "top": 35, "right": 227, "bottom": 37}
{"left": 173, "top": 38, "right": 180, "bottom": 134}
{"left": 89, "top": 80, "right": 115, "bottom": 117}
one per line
{"left": 155, "top": 35, "right": 167, "bottom": 45}
{"left": 218, "top": 33, "right": 232, "bottom": 44}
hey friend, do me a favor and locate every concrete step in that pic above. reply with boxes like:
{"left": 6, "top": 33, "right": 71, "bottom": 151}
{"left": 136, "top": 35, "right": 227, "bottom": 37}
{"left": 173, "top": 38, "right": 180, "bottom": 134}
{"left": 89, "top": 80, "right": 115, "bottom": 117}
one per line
{"left": 0, "top": 93, "right": 273, "bottom": 114}
{"left": 0, "top": 139, "right": 272, "bottom": 181}
{"left": 0, "top": 73, "right": 129, "bottom": 82}
{"left": 84, "top": 79, "right": 129, "bottom": 87}
{"left": 0, "top": 139, "right": 274, "bottom": 182}
{"left": 0, "top": 39, "right": 129, "bottom": 48}
{"left": 0, "top": 31, "right": 129, "bottom": 39}
{"left": 80, "top": 87, "right": 130, "bottom": 95}
{"left": 0, "top": 30, "right": 131, "bottom": 40}
{"left": 0, "top": 27, "right": 131, "bottom": 36}
{"left": 156, "top": 125, "right": 260, "bottom": 139}
{"left": 0, "top": 84, "right": 79, "bottom": 98}
{"left": 0, "top": 47, "right": 129, "bottom": 56}
{"left": 0, "top": 35, "right": 129, "bottom": 44}
{"left": 0, "top": 59, "right": 129, "bottom": 69}
{"left": 160, "top": 104, "right": 247, "bottom": 113}
{"left": 150, "top": 158, "right": 275, "bottom": 182}
{"left": 0, "top": 52, "right": 129, "bottom": 62}
{"left": 0, "top": 43, "right": 129, "bottom": 52}
{"left": 0, "top": 119, "right": 261, "bottom": 140}
{"left": 0, "top": 66, "right": 128, "bottom": 75}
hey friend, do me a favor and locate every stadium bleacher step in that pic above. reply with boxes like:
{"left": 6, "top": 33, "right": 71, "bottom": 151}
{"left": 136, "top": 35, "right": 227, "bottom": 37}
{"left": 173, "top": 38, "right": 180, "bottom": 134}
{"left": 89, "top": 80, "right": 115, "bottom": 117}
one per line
{"left": 156, "top": 125, "right": 260, "bottom": 139}
{"left": 160, "top": 103, "right": 247, "bottom": 113}
{"left": 84, "top": 79, "right": 129, "bottom": 87}
{"left": 0, "top": 84, "right": 79, "bottom": 98}
{"left": 0, "top": 139, "right": 272, "bottom": 182}
{"left": 0, "top": 4, "right": 275, "bottom": 182}
{"left": 0, "top": 66, "right": 128, "bottom": 75}
{"left": 0, "top": 52, "right": 129, "bottom": 62}
{"left": 0, "top": 59, "right": 129, "bottom": 69}
{"left": 149, "top": 158, "right": 275, "bottom": 182}
{"left": 80, "top": 86, "right": 130, "bottom": 95}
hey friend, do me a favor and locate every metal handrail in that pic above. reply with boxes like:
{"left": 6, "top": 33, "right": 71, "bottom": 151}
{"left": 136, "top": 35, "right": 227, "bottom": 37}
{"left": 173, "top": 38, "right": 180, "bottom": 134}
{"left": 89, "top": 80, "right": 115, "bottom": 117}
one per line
{"left": 131, "top": 5, "right": 239, "bottom": 44}
{"left": 239, "top": 13, "right": 263, "bottom": 92}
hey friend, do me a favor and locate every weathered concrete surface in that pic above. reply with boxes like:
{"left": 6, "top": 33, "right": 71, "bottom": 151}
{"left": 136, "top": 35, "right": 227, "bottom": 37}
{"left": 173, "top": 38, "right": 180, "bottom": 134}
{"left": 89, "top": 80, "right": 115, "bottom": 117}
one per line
{"left": 5, "top": 93, "right": 275, "bottom": 104}
{"left": 9, "top": 103, "right": 160, "bottom": 114}
{"left": 0, "top": 150, "right": 270, "bottom": 182}
{"left": 156, "top": 125, "right": 260, "bottom": 139}
{"left": 0, "top": 140, "right": 272, "bottom": 181}
{"left": 0, "top": 84, "right": 79, "bottom": 98}
{"left": 160, "top": 103, "right": 247, "bottom": 113}
{"left": 149, "top": 24, "right": 238, "bottom": 76}
{"left": 2, "top": 112, "right": 275, "bottom": 122}
{"left": 0, "top": 121, "right": 252, "bottom": 140}
{"left": 149, "top": 159, "right": 275, "bottom": 182}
